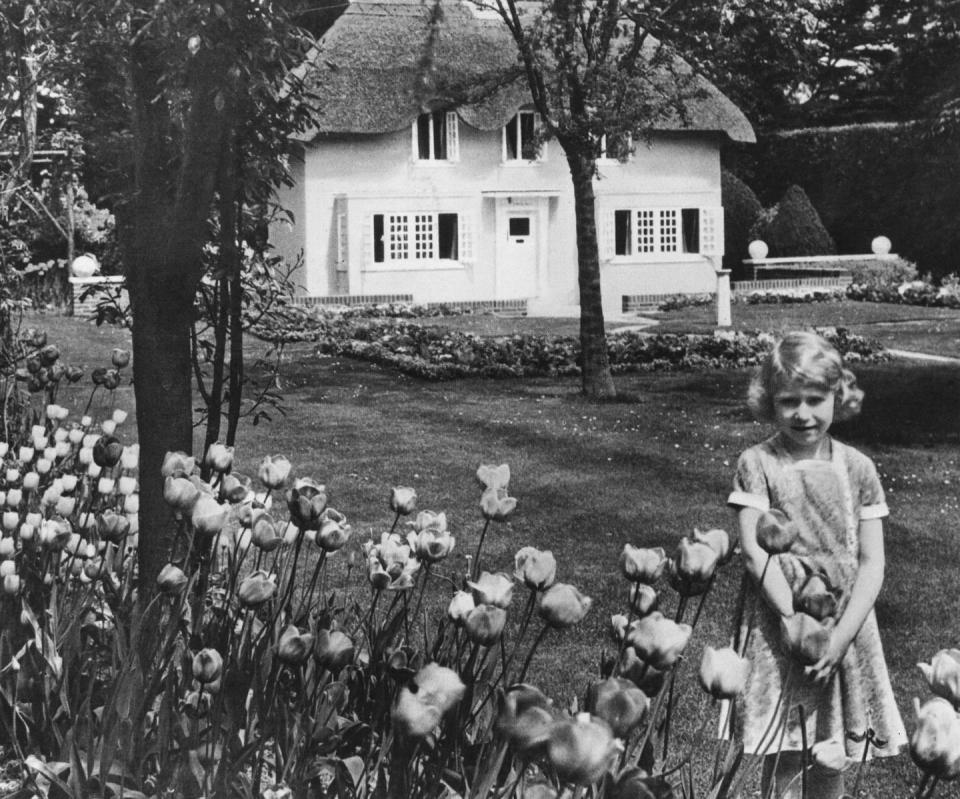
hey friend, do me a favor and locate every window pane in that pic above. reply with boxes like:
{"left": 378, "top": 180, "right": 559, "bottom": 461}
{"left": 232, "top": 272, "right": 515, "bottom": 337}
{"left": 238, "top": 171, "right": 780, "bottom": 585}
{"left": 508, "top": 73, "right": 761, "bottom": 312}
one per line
{"left": 520, "top": 112, "right": 536, "bottom": 159}
{"left": 681, "top": 208, "right": 700, "bottom": 253}
{"left": 505, "top": 116, "right": 518, "bottom": 159}
{"left": 414, "top": 214, "right": 434, "bottom": 259}
{"left": 388, "top": 214, "right": 409, "bottom": 259}
{"left": 509, "top": 217, "right": 530, "bottom": 237}
{"left": 433, "top": 111, "right": 447, "bottom": 159}
{"left": 637, "top": 210, "right": 656, "bottom": 252}
{"left": 615, "top": 210, "right": 631, "bottom": 255}
{"left": 416, "top": 115, "right": 431, "bottom": 159}
{"left": 374, "top": 214, "right": 384, "bottom": 262}
{"left": 438, "top": 213, "right": 458, "bottom": 259}
{"left": 660, "top": 209, "right": 678, "bottom": 252}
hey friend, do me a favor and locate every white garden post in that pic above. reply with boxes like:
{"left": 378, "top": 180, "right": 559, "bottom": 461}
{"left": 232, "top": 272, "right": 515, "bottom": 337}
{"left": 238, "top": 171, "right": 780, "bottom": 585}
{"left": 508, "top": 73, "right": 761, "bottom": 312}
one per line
{"left": 716, "top": 268, "right": 732, "bottom": 328}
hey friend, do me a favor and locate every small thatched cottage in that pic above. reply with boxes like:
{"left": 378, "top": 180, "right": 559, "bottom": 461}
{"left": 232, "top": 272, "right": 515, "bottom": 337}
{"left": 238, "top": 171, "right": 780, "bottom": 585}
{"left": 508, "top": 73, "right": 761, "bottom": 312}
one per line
{"left": 272, "top": 0, "right": 755, "bottom": 317}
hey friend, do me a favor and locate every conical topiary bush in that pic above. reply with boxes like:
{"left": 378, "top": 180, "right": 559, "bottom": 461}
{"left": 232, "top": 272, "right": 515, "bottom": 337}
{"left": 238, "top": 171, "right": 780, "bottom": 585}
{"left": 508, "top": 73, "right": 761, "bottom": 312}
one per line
{"left": 754, "top": 184, "right": 837, "bottom": 257}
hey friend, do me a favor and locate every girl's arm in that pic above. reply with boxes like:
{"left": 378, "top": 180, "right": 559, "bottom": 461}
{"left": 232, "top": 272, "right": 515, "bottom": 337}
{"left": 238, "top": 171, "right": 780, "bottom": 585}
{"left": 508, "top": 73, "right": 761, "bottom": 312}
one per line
{"left": 807, "top": 518, "right": 885, "bottom": 684}
{"left": 738, "top": 506, "right": 795, "bottom": 617}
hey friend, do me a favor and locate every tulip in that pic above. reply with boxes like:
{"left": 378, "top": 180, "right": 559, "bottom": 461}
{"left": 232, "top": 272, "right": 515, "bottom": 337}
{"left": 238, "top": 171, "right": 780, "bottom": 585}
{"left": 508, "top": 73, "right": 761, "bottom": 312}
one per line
{"left": 674, "top": 537, "right": 719, "bottom": 584}
{"left": 780, "top": 613, "right": 831, "bottom": 666}
{"left": 620, "top": 545, "right": 667, "bottom": 584}
{"left": 156, "top": 563, "right": 188, "bottom": 594}
{"left": 546, "top": 713, "right": 619, "bottom": 785}
{"left": 911, "top": 697, "right": 960, "bottom": 780}
{"left": 480, "top": 486, "right": 517, "bottom": 522}
{"left": 393, "top": 686, "right": 444, "bottom": 737}
{"left": 123, "top": 494, "right": 139, "bottom": 515}
{"left": 389, "top": 486, "right": 417, "bottom": 515}
{"left": 97, "top": 477, "right": 116, "bottom": 496}
{"left": 277, "top": 625, "right": 315, "bottom": 665}
{"left": 220, "top": 472, "right": 252, "bottom": 504}
{"left": 447, "top": 590, "right": 475, "bottom": 625}
{"left": 2, "top": 512, "right": 19, "bottom": 532}
{"left": 625, "top": 612, "right": 693, "bottom": 670}
{"left": 699, "top": 645, "right": 750, "bottom": 699}
{"left": 495, "top": 684, "right": 554, "bottom": 752}
{"left": 407, "top": 525, "right": 455, "bottom": 563}
{"left": 101, "top": 420, "right": 117, "bottom": 436}
{"left": 61, "top": 474, "right": 78, "bottom": 493}
{"left": 111, "top": 348, "right": 131, "bottom": 369}
{"left": 795, "top": 573, "right": 838, "bottom": 621}
{"left": 35, "top": 460, "right": 51, "bottom": 476}
{"left": 468, "top": 571, "right": 515, "bottom": 608}
{"left": 112, "top": 409, "right": 128, "bottom": 425}
{"left": 514, "top": 546, "right": 557, "bottom": 591}
{"left": 586, "top": 677, "right": 650, "bottom": 739}
{"left": 538, "top": 582, "right": 593, "bottom": 629}
{"left": 191, "top": 495, "right": 228, "bottom": 538}
{"left": 192, "top": 648, "right": 223, "bottom": 684}
{"left": 46, "top": 403, "right": 67, "bottom": 421}
{"left": 811, "top": 739, "right": 849, "bottom": 774}
{"left": 464, "top": 604, "right": 507, "bottom": 646}
{"left": 629, "top": 583, "right": 659, "bottom": 617}
{"left": 93, "top": 435, "right": 124, "bottom": 469}
{"left": 87, "top": 462, "right": 102, "bottom": 479}
{"left": 121, "top": 445, "right": 139, "bottom": 470}
{"left": 317, "top": 508, "right": 351, "bottom": 552}
{"left": 98, "top": 510, "right": 131, "bottom": 544}
{"left": 0, "top": 539, "right": 13, "bottom": 558}
{"left": 392, "top": 662, "right": 466, "bottom": 737}
{"left": 411, "top": 509, "right": 447, "bottom": 534}
{"left": 182, "top": 690, "right": 212, "bottom": 718}
{"left": 68, "top": 428, "right": 84, "bottom": 445}
{"left": 476, "top": 463, "right": 510, "bottom": 490}
{"left": 251, "top": 509, "right": 284, "bottom": 551}
{"left": 55, "top": 496, "right": 76, "bottom": 516}
{"left": 610, "top": 769, "right": 673, "bottom": 799}
{"left": 5, "top": 469, "right": 19, "bottom": 484}
{"left": 0, "top": 559, "right": 15, "bottom": 576}
{"left": 6, "top": 489, "right": 22, "bottom": 508}
{"left": 54, "top": 441, "right": 70, "bottom": 459}
{"left": 18, "top": 446, "right": 34, "bottom": 463}
{"left": 3, "top": 573, "right": 21, "bottom": 595}
{"left": 18, "top": 524, "right": 34, "bottom": 542}
{"left": 919, "top": 650, "right": 960, "bottom": 708}
{"left": 204, "top": 442, "right": 234, "bottom": 473}
{"left": 161, "top": 451, "right": 195, "bottom": 478}
{"left": 286, "top": 478, "right": 327, "bottom": 529}
{"left": 756, "top": 509, "right": 799, "bottom": 554}
{"left": 237, "top": 570, "right": 277, "bottom": 607}
{"left": 22, "top": 472, "right": 39, "bottom": 491}
{"left": 118, "top": 476, "right": 138, "bottom": 496}
{"left": 313, "top": 629, "right": 354, "bottom": 672}
{"left": 258, "top": 454, "right": 291, "bottom": 489}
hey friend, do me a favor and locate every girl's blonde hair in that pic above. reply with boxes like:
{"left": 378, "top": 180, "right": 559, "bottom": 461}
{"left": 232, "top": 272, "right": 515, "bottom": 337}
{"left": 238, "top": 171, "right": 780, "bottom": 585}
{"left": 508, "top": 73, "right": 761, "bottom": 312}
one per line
{"left": 747, "top": 331, "right": 864, "bottom": 422}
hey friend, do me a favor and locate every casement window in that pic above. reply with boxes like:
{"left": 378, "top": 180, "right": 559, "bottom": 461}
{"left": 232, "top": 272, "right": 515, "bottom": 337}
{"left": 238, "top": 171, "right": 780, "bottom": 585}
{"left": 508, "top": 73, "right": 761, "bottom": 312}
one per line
{"left": 503, "top": 110, "right": 544, "bottom": 161}
{"left": 413, "top": 111, "right": 459, "bottom": 161}
{"left": 600, "top": 132, "right": 632, "bottom": 161}
{"left": 369, "top": 212, "right": 473, "bottom": 265}
{"left": 601, "top": 207, "right": 723, "bottom": 259}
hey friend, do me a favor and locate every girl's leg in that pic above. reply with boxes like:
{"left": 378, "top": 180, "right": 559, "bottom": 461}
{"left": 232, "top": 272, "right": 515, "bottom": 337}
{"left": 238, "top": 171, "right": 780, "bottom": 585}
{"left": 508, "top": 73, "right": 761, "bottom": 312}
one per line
{"left": 761, "top": 752, "right": 844, "bottom": 799}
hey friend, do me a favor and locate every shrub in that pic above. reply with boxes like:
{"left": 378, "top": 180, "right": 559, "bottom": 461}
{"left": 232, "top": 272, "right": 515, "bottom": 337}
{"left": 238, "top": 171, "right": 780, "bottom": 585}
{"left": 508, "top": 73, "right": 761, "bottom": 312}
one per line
{"left": 753, "top": 185, "right": 837, "bottom": 257}
{"left": 845, "top": 256, "right": 918, "bottom": 288}
{"left": 721, "top": 169, "right": 763, "bottom": 276}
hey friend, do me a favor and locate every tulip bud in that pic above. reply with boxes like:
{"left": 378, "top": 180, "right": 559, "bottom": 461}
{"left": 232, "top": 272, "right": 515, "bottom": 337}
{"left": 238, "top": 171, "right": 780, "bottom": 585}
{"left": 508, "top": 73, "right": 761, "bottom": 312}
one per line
{"left": 192, "top": 648, "right": 223, "bottom": 684}
{"left": 3, "top": 573, "right": 21, "bottom": 595}
{"left": 538, "top": 582, "right": 593, "bottom": 629}
{"left": 164, "top": 476, "right": 200, "bottom": 512}
{"left": 6, "top": 489, "right": 22, "bottom": 508}
{"left": 919, "top": 650, "right": 960, "bottom": 709}
{"left": 911, "top": 697, "right": 960, "bottom": 780}
{"left": 191, "top": 495, "right": 228, "bottom": 538}
{"left": 625, "top": 611, "right": 693, "bottom": 670}
{"left": 0, "top": 558, "right": 15, "bottom": 575}
{"left": 586, "top": 677, "right": 650, "bottom": 739}
{"left": 699, "top": 646, "right": 750, "bottom": 699}
{"left": 476, "top": 463, "right": 510, "bottom": 491}
{"left": 0, "top": 539, "right": 14, "bottom": 557}
{"left": 35, "top": 459, "right": 51, "bottom": 475}
{"left": 258, "top": 454, "right": 291, "bottom": 489}
{"left": 514, "top": 546, "right": 557, "bottom": 591}
{"left": 669, "top": 538, "right": 719, "bottom": 596}
{"left": 121, "top": 444, "right": 139, "bottom": 470}
{"left": 314, "top": 629, "right": 355, "bottom": 673}
{"left": 118, "top": 476, "right": 137, "bottom": 496}
{"left": 55, "top": 496, "right": 76, "bottom": 516}
{"left": 112, "top": 409, "right": 128, "bottom": 425}
{"left": 97, "top": 477, "right": 116, "bottom": 496}
{"left": 780, "top": 613, "right": 831, "bottom": 666}
{"left": 123, "top": 493, "right": 139, "bottom": 515}
{"left": 756, "top": 509, "right": 799, "bottom": 554}
{"left": 629, "top": 583, "right": 659, "bottom": 617}
{"left": 480, "top": 486, "right": 517, "bottom": 522}
{"left": 495, "top": 684, "right": 554, "bottom": 752}
{"left": 546, "top": 714, "right": 619, "bottom": 785}
{"left": 390, "top": 486, "right": 417, "bottom": 515}
{"left": 98, "top": 510, "right": 131, "bottom": 544}
{"left": 620, "top": 545, "right": 666, "bottom": 584}
{"left": 205, "top": 442, "right": 234, "bottom": 473}
{"left": 156, "top": 563, "right": 188, "bottom": 594}
{"left": 795, "top": 573, "right": 838, "bottom": 621}
{"left": 447, "top": 590, "right": 475, "bottom": 625}
{"left": 101, "top": 369, "right": 121, "bottom": 390}
{"left": 277, "top": 625, "right": 315, "bottom": 665}
{"left": 468, "top": 571, "right": 515, "bottom": 608}
{"left": 18, "top": 524, "right": 34, "bottom": 542}
{"left": 161, "top": 451, "right": 195, "bottom": 478}
{"left": 464, "top": 604, "right": 507, "bottom": 646}
{"left": 111, "top": 348, "right": 131, "bottom": 369}
{"left": 237, "top": 570, "right": 276, "bottom": 607}
{"left": 317, "top": 508, "right": 351, "bottom": 552}
{"left": 39, "top": 344, "right": 59, "bottom": 366}
{"left": 93, "top": 435, "right": 124, "bottom": 469}
{"left": 18, "top": 446, "right": 34, "bottom": 463}
{"left": 2, "top": 512, "right": 19, "bottom": 531}
{"left": 5, "top": 469, "right": 19, "bottom": 484}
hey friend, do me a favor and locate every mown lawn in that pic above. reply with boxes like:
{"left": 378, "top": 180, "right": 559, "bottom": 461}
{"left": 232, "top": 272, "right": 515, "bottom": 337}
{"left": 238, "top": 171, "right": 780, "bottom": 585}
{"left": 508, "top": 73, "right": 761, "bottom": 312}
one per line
{"left": 23, "top": 303, "right": 960, "bottom": 797}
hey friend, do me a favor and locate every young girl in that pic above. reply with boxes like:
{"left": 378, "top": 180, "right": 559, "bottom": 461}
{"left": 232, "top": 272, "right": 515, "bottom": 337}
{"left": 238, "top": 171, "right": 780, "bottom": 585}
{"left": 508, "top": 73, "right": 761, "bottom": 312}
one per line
{"left": 728, "top": 331, "right": 906, "bottom": 798}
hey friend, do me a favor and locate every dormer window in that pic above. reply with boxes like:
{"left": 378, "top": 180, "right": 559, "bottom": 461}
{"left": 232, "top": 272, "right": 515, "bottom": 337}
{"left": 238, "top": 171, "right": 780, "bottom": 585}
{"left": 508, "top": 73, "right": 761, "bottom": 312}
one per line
{"left": 414, "top": 111, "right": 459, "bottom": 161}
{"left": 503, "top": 110, "right": 544, "bottom": 161}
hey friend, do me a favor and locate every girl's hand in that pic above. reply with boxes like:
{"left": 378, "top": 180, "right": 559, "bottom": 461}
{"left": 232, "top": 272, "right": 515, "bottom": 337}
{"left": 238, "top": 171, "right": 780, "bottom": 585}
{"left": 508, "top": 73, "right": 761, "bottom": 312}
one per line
{"left": 805, "top": 630, "right": 849, "bottom": 685}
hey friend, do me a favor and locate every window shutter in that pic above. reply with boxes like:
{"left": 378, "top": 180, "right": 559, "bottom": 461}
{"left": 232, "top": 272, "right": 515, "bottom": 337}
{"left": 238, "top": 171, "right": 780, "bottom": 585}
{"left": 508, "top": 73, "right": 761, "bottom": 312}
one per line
{"left": 598, "top": 209, "right": 615, "bottom": 260}
{"left": 446, "top": 112, "right": 460, "bottom": 162}
{"left": 699, "top": 206, "right": 724, "bottom": 256}
{"left": 363, "top": 214, "right": 373, "bottom": 266}
{"left": 458, "top": 213, "right": 474, "bottom": 263}
{"left": 336, "top": 212, "right": 348, "bottom": 271}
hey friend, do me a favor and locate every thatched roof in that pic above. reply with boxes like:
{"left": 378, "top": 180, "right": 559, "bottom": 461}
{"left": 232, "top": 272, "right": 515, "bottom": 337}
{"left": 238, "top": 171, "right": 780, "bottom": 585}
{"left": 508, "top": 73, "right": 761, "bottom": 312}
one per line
{"left": 297, "top": 0, "right": 755, "bottom": 143}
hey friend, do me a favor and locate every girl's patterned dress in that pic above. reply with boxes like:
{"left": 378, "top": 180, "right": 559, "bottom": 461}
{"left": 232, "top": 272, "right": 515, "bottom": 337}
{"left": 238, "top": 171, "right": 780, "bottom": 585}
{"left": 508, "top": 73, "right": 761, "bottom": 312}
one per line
{"left": 727, "top": 433, "right": 907, "bottom": 758}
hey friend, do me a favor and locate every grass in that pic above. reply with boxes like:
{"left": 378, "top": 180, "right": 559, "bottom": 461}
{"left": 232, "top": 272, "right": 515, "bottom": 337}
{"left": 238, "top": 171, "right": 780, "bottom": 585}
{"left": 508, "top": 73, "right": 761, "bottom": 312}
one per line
{"left": 21, "top": 302, "right": 960, "bottom": 797}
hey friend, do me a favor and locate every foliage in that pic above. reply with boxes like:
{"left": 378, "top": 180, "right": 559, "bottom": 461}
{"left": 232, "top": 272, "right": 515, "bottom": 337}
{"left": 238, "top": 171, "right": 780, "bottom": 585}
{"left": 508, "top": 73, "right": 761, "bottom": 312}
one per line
{"left": 846, "top": 274, "right": 960, "bottom": 310}
{"left": 720, "top": 169, "right": 762, "bottom": 276}
{"left": 726, "top": 123, "right": 960, "bottom": 281}
{"left": 750, "top": 185, "right": 836, "bottom": 258}
{"left": 655, "top": 294, "right": 715, "bottom": 312}
{"left": 734, "top": 288, "right": 848, "bottom": 305}
{"left": 844, "top": 257, "right": 919, "bottom": 288}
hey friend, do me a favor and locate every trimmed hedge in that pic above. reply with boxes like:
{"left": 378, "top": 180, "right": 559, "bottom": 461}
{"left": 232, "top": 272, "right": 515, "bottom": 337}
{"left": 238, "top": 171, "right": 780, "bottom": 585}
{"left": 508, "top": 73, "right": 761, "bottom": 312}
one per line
{"left": 754, "top": 184, "right": 837, "bottom": 257}
{"left": 721, "top": 168, "right": 763, "bottom": 276}
{"left": 726, "top": 122, "right": 960, "bottom": 280}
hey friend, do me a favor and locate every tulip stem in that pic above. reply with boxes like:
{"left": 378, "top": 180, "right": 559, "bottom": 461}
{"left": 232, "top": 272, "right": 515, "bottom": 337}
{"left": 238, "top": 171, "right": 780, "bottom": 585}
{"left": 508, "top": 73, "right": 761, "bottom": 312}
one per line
{"left": 471, "top": 519, "right": 491, "bottom": 581}
{"left": 798, "top": 704, "right": 808, "bottom": 799}
{"left": 738, "top": 555, "right": 773, "bottom": 659}
{"left": 850, "top": 729, "right": 874, "bottom": 798}
{"left": 517, "top": 624, "right": 549, "bottom": 684}
{"left": 689, "top": 575, "right": 716, "bottom": 630}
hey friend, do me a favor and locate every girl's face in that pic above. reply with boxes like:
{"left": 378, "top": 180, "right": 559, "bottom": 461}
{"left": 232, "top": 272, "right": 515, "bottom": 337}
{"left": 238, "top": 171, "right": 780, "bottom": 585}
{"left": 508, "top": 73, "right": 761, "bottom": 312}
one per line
{"left": 772, "top": 381, "right": 835, "bottom": 457}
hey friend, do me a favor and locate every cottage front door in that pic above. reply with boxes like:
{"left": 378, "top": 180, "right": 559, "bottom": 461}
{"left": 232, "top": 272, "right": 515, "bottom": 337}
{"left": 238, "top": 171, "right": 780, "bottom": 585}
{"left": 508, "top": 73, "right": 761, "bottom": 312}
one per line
{"left": 498, "top": 211, "right": 539, "bottom": 299}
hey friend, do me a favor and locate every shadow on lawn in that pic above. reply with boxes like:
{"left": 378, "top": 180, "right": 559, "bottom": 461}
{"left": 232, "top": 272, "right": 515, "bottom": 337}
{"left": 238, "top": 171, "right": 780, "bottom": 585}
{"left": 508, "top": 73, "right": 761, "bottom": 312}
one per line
{"left": 833, "top": 362, "right": 960, "bottom": 446}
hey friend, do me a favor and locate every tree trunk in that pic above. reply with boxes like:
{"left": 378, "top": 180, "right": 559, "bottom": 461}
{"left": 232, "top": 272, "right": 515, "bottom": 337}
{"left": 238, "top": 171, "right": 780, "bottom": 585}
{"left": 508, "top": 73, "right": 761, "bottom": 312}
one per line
{"left": 566, "top": 151, "right": 616, "bottom": 398}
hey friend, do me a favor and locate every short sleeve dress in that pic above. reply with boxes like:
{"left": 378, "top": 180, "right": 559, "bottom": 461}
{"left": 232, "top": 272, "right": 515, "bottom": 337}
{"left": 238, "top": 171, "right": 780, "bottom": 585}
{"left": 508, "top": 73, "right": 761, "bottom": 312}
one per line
{"left": 726, "top": 433, "right": 907, "bottom": 758}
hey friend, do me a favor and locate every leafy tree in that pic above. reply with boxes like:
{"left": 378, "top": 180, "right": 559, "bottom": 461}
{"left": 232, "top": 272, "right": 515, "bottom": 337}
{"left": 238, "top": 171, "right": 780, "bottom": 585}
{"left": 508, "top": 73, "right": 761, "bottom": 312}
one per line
{"left": 47, "top": 0, "right": 317, "bottom": 601}
{"left": 481, "top": 0, "right": 704, "bottom": 398}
